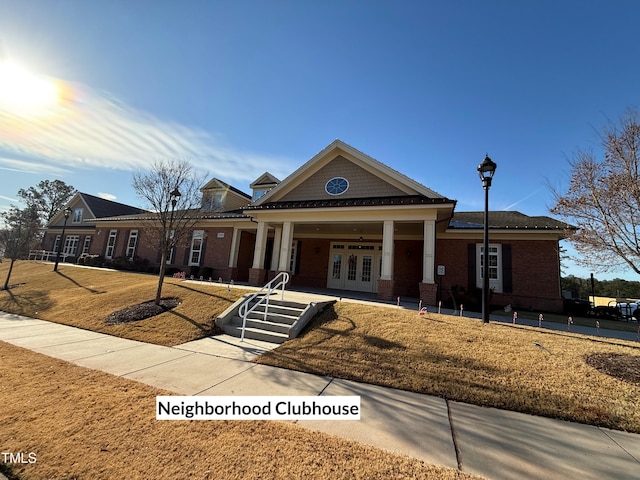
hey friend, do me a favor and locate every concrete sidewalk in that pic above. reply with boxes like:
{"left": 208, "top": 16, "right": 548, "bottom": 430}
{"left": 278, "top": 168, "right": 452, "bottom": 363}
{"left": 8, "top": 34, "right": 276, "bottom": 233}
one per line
{"left": 1, "top": 312, "right": 639, "bottom": 479}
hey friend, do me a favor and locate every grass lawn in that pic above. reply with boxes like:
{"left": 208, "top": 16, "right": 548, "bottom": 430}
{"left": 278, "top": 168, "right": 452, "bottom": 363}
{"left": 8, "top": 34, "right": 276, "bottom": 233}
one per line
{"left": 256, "top": 302, "right": 640, "bottom": 433}
{"left": 0, "top": 261, "right": 247, "bottom": 346}
{"left": 2, "top": 261, "right": 640, "bottom": 442}
{"left": 0, "top": 342, "right": 480, "bottom": 480}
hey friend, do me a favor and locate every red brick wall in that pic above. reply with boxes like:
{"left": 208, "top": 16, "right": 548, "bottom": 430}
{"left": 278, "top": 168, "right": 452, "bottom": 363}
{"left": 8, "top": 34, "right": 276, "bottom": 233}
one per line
{"left": 290, "top": 239, "right": 330, "bottom": 288}
{"left": 393, "top": 239, "right": 423, "bottom": 298}
{"left": 436, "top": 238, "right": 563, "bottom": 313}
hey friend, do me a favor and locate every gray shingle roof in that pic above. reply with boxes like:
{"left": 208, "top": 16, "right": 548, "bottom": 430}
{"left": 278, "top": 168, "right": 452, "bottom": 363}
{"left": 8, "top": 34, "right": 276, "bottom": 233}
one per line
{"left": 449, "top": 211, "right": 574, "bottom": 230}
{"left": 80, "top": 193, "right": 147, "bottom": 218}
{"left": 245, "top": 195, "right": 455, "bottom": 210}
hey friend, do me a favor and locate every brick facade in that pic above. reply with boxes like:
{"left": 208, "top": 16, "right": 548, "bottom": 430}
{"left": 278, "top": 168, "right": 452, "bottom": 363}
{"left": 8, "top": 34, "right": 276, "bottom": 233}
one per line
{"left": 436, "top": 238, "right": 563, "bottom": 313}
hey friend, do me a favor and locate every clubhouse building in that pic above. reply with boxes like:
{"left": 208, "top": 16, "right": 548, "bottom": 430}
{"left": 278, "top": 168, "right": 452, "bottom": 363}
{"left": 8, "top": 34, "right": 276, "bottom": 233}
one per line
{"left": 42, "top": 140, "right": 571, "bottom": 312}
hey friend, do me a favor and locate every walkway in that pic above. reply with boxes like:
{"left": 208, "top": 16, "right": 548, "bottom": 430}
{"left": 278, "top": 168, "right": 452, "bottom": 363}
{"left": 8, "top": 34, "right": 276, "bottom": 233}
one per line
{"left": 1, "top": 310, "right": 639, "bottom": 479}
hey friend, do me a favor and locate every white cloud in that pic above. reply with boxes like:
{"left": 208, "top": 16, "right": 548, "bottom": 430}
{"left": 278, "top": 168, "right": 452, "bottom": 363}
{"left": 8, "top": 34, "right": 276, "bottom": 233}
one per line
{"left": 0, "top": 194, "right": 18, "bottom": 203}
{"left": 98, "top": 192, "right": 117, "bottom": 201}
{"left": 0, "top": 156, "right": 71, "bottom": 176}
{"left": 0, "top": 81, "right": 294, "bottom": 183}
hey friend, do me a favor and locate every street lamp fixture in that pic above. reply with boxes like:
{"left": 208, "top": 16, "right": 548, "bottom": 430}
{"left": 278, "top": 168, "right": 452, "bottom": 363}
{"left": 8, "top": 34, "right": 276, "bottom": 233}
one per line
{"left": 53, "top": 206, "right": 73, "bottom": 272}
{"left": 170, "top": 187, "right": 181, "bottom": 208}
{"left": 477, "top": 155, "right": 497, "bottom": 323}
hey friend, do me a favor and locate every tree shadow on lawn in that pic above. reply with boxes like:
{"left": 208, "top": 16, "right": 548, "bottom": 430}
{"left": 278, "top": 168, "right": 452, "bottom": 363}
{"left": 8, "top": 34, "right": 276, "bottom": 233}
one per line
{"left": 171, "top": 281, "right": 243, "bottom": 302}
{"left": 166, "top": 309, "right": 221, "bottom": 336}
{"left": 0, "top": 289, "right": 54, "bottom": 317}
{"left": 55, "top": 271, "right": 106, "bottom": 294}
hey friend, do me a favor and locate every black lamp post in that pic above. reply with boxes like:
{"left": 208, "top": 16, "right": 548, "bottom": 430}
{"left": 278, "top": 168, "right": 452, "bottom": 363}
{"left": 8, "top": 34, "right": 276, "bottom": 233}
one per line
{"left": 53, "top": 206, "right": 73, "bottom": 272}
{"left": 478, "top": 155, "right": 497, "bottom": 323}
{"left": 167, "top": 186, "right": 181, "bottom": 247}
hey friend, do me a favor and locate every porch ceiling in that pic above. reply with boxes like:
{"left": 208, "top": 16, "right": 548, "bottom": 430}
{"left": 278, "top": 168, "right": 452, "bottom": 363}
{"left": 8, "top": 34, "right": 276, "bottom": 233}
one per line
{"left": 293, "top": 221, "right": 424, "bottom": 237}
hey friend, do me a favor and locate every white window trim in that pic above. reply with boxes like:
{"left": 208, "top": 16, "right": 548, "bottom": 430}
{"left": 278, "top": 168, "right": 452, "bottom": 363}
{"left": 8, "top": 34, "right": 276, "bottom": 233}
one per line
{"left": 63, "top": 235, "right": 79, "bottom": 256}
{"left": 105, "top": 230, "right": 118, "bottom": 259}
{"left": 126, "top": 230, "right": 139, "bottom": 259}
{"left": 82, "top": 236, "right": 92, "bottom": 255}
{"left": 166, "top": 230, "right": 175, "bottom": 264}
{"left": 72, "top": 208, "right": 83, "bottom": 224}
{"left": 289, "top": 240, "right": 298, "bottom": 272}
{"left": 476, "top": 243, "right": 503, "bottom": 293}
{"left": 189, "top": 230, "right": 204, "bottom": 266}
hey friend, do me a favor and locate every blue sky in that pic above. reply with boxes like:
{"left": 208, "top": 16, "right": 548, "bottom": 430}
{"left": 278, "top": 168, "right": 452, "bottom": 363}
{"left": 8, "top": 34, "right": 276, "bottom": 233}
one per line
{"left": 0, "top": 1, "right": 638, "bottom": 280}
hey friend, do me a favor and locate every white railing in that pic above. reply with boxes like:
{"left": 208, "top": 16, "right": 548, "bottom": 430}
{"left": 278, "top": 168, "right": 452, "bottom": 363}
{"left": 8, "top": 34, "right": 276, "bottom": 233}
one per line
{"left": 239, "top": 272, "right": 290, "bottom": 342}
{"left": 28, "top": 250, "right": 72, "bottom": 262}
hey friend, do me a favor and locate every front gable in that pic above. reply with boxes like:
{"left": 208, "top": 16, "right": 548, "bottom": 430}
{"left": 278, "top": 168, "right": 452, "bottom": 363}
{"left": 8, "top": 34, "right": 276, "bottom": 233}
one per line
{"left": 47, "top": 194, "right": 90, "bottom": 228}
{"left": 255, "top": 139, "right": 446, "bottom": 205}
{"left": 201, "top": 178, "right": 251, "bottom": 212}
{"left": 278, "top": 154, "right": 407, "bottom": 202}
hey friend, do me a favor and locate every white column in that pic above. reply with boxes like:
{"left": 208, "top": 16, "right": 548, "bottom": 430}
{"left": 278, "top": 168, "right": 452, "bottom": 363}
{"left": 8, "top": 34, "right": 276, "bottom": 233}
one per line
{"left": 252, "top": 221, "right": 268, "bottom": 269}
{"left": 422, "top": 220, "right": 435, "bottom": 283}
{"left": 278, "top": 221, "right": 294, "bottom": 271}
{"left": 270, "top": 225, "right": 283, "bottom": 271}
{"left": 228, "top": 227, "right": 240, "bottom": 268}
{"left": 380, "top": 220, "right": 394, "bottom": 280}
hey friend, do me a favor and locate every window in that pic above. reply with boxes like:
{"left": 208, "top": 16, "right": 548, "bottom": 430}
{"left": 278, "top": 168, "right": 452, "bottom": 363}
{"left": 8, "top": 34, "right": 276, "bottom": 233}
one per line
{"left": 72, "top": 208, "right": 83, "bottom": 223}
{"left": 189, "top": 230, "right": 204, "bottom": 265}
{"left": 476, "top": 243, "right": 503, "bottom": 293}
{"left": 126, "top": 230, "right": 138, "bottom": 259}
{"left": 82, "top": 236, "right": 92, "bottom": 255}
{"left": 325, "top": 177, "right": 349, "bottom": 195}
{"left": 289, "top": 240, "right": 298, "bottom": 272}
{"left": 167, "top": 230, "right": 175, "bottom": 264}
{"left": 203, "top": 192, "right": 224, "bottom": 210}
{"left": 331, "top": 254, "right": 342, "bottom": 279}
{"left": 63, "top": 235, "right": 79, "bottom": 256}
{"left": 105, "top": 230, "right": 118, "bottom": 259}
{"left": 53, "top": 235, "right": 61, "bottom": 253}
{"left": 252, "top": 189, "right": 267, "bottom": 201}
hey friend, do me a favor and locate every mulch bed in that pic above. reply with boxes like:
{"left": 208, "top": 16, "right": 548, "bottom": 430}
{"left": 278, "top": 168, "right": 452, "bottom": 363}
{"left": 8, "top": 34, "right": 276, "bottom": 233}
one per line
{"left": 585, "top": 353, "right": 640, "bottom": 386}
{"left": 105, "top": 297, "right": 180, "bottom": 325}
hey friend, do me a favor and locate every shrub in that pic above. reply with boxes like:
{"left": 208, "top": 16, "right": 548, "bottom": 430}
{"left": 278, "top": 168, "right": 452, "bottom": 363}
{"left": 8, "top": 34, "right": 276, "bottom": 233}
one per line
{"left": 199, "top": 266, "right": 213, "bottom": 279}
{"left": 445, "top": 285, "right": 487, "bottom": 312}
{"left": 105, "top": 256, "right": 149, "bottom": 272}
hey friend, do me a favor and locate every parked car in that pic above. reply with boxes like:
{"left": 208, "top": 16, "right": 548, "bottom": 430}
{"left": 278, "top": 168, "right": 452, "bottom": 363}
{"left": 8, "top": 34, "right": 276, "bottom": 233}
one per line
{"left": 614, "top": 302, "right": 639, "bottom": 321}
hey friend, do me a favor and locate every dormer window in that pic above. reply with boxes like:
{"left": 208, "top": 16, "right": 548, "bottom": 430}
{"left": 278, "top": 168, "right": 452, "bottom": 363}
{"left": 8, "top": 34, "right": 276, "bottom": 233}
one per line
{"left": 252, "top": 189, "right": 268, "bottom": 201}
{"left": 72, "top": 208, "right": 83, "bottom": 223}
{"left": 203, "top": 192, "right": 224, "bottom": 210}
{"left": 250, "top": 172, "right": 280, "bottom": 203}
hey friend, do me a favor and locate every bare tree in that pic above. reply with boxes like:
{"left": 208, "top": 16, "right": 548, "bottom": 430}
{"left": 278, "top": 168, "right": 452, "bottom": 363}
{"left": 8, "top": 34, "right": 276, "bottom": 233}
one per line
{"left": 132, "top": 158, "right": 206, "bottom": 305}
{"left": 18, "top": 179, "right": 77, "bottom": 224}
{"left": 0, "top": 206, "right": 42, "bottom": 290}
{"left": 551, "top": 110, "right": 640, "bottom": 274}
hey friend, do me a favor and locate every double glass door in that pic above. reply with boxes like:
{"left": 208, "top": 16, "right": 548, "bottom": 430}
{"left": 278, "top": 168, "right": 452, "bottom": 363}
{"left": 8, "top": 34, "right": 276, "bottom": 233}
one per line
{"left": 327, "top": 243, "right": 381, "bottom": 292}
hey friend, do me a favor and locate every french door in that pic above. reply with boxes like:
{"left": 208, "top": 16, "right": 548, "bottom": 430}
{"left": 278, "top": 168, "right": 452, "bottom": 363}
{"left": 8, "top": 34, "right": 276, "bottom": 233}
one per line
{"left": 327, "top": 243, "right": 381, "bottom": 292}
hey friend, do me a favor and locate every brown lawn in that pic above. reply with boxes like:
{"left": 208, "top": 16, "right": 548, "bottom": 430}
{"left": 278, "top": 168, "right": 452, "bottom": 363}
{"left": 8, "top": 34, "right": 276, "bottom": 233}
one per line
{"left": 0, "top": 261, "right": 247, "bottom": 346}
{"left": 257, "top": 302, "right": 640, "bottom": 433}
{"left": 0, "top": 342, "right": 481, "bottom": 480}
{"left": 2, "top": 261, "right": 640, "bottom": 438}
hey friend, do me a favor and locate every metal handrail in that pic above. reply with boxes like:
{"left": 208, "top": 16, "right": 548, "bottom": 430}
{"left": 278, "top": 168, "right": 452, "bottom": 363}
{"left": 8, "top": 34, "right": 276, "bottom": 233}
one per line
{"left": 28, "top": 250, "right": 72, "bottom": 261}
{"left": 239, "top": 272, "right": 290, "bottom": 342}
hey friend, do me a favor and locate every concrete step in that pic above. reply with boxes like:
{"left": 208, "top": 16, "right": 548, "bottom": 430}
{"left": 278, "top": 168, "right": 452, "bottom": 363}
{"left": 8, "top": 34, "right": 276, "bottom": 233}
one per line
{"left": 222, "top": 324, "right": 289, "bottom": 344}
{"left": 230, "top": 316, "right": 291, "bottom": 335}
{"left": 243, "top": 311, "right": 299, "bottom": 325}
{"left": 251, "top": 303, "right": 306, "bottom": 317}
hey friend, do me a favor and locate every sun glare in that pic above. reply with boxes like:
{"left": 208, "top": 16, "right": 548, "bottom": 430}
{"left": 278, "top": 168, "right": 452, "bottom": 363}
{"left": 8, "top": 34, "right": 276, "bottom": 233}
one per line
{"left": 0, "top": 61, "right": 60, "bottom": 114}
